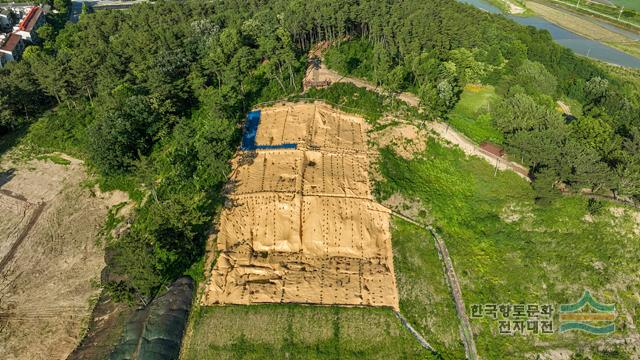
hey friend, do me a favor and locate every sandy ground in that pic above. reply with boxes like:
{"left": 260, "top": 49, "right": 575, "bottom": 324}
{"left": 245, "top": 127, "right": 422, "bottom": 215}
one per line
{"left": 204, "top": 103, "right": 399, "bottom": 309}
{"left": 0, "top": 155, "right": 128, "bottom": 360}
{"left": 503, "top": 0, "right": 526, "bottom": 14}
{"left": 369, "top": 116, "right": 428, "bottom": 160}
{"left": 304, "top": 63, "right": 531, "bottom": 180}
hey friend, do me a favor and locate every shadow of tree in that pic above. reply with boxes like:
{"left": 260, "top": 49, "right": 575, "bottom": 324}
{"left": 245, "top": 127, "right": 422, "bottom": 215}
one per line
{"left": 0, "top": 127, "right": 27, "bottom": 159}
{"left": 0, "top": 168, "right": 16, "bottom": 188}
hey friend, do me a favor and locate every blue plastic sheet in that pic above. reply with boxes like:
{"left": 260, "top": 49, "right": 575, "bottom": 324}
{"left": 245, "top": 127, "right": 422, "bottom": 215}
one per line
{"left": 241, "top": 110, "right": 297, "bottom": 150}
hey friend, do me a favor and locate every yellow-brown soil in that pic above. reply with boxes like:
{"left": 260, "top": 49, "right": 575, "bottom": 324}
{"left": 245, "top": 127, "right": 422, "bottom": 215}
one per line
{"left": 203, "top": 102, "right": 399, "bottom": 310}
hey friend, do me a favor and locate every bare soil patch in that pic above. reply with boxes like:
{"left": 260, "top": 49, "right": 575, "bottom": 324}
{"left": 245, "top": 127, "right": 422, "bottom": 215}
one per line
{"left": 369, "top": 120, "right": 428, "bottom": 160}
{"left": 0, "top": 156, "right": 128, "bottom": 360}
{"left": 204, "top": 102, "right": 399, "bottom": 310}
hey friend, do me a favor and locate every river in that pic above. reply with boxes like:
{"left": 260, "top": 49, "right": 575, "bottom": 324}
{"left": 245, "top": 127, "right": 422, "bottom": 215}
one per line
{"left": 457, "top": 0, "right": 640, "bottom": 68}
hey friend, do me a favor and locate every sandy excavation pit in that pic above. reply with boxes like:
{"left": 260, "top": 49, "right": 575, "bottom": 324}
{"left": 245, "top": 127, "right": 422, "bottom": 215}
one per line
{"left": 204, "top": 102, "right": 399, "bottom": 310}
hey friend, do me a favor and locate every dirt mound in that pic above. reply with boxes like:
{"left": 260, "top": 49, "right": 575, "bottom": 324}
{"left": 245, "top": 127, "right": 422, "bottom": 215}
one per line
{"left": 204, "top": 102, "right": 399, "bottom": 310}
{"left": 370, "top": 120, "right": 428, "bottom": 160}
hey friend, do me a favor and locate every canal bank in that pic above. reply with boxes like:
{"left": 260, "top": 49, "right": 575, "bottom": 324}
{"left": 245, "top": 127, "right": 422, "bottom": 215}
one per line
{"left": 457, "top": 0, "right": 640, "bottom": 68}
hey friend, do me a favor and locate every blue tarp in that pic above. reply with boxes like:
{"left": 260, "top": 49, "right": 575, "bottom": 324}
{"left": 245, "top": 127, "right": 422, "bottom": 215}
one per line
{"left": 241, "top": 110, "right": 297, "bottom": 150}
{"left": 241, "top": 110, "right": 261, "bottom": 150}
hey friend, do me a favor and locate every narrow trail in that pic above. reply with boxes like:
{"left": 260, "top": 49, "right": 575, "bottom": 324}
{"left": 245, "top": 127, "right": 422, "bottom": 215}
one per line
{"left": 389, "top": 209, "right": 479, "bottom": 360}
{"left": 393, "top": 310, "right": 437, "bottom": 353}
{"left": 305, "top": 63, "right": 530, "bottom": 181}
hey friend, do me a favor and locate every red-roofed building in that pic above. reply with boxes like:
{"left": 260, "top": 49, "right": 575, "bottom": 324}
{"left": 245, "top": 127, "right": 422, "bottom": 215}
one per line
{"left": 13, "top": 6, "right": 44, "bottom": 42}
{"left": 0, "top": 33, "right": 25, "bottom": 67}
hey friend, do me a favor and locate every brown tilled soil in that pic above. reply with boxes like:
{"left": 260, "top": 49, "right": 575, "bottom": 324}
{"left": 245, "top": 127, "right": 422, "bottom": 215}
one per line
{"left": 0, "top": 155, "right": 128, "bottom": 360}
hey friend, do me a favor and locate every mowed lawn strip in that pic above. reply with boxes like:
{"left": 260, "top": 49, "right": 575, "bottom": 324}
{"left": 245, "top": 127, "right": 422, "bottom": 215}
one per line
{"left": 611, "top": 0, "right": 640, "bottom": 12}
{"left": 448, "top": 84, "right": 503, "bottom": 145}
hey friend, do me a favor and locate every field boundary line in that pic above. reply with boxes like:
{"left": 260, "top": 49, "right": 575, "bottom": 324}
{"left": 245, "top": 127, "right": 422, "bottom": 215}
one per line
{"left": 544, "top": 0, "right": 640, "bottom": 30}
{"left": 389, "top": 210, "right": 478, "bottom": 360}
{"left": 393, "top": 310, "right": 437, "bottom": 353}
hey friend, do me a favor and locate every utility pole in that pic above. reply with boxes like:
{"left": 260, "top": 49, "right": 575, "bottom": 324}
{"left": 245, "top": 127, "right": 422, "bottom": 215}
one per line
{"left": 618, "top": 6, "right": 624, "bottom": 21}
{"left": 576, "top": 0, "right": 581, "bottom": 9}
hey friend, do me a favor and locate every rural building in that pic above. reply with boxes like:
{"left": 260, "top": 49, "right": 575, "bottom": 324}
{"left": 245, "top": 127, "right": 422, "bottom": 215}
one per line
{"left": 0, "top": 33, "right": 24, "bottom": 68}
{"left": 13, "top": 6, "right": 44, "bottom": 43}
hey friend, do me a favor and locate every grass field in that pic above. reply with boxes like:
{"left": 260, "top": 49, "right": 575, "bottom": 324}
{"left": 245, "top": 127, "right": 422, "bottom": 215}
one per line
{"left": 392, "top": 219, "right": 466, "bottom": 358}
{"left": 375, "top": 138, "right": 640, "bottom": 358}
{"left": 448, "top": 84, "right": 503, "bottom": 145}
{"left": 609, "top": 0, "right": 640, "bottom": 12}
{"left": 181, "top": 305, "right": 430, "bottom": 359}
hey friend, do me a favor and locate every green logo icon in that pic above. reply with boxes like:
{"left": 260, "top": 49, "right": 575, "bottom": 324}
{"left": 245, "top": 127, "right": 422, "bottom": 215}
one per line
{"left": 559, "top": 291, "right": 615, "bottom": 334}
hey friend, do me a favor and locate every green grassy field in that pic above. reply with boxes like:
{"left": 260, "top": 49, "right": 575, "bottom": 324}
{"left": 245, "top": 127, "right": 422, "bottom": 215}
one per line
{"left": 181, "top": 305, "right": 430, "bottom": 359}
{"left": 375, "top": 138, "right": 640, "bottom": 359}
{"left": 392, "top": 219, "right": 466, "bottom": 358}
{"left": 611, "top": 0, "right": 640, "bottom": 12}
{"left": 448, "top": 84, "right": 503, "bottom": 145}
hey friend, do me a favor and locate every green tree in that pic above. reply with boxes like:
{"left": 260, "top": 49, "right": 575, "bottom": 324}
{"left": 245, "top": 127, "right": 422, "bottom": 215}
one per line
{"left": 87, "top": 91, "right": 162, "bottom": 173}
{"left": 585, "top": 76, "right": 609, "bottom": 106}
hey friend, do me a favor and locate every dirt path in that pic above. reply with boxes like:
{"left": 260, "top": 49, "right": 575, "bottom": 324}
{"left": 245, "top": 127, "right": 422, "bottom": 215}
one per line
{"left": 0, "top": 202, "right": 45, "bottom": 274}
{"left": 504, "top": 0, "right": 526, "bottom": 14}
{"left": 305, "top": 63, "right": 530, "bottom": 181}
{"left": 389, "top": 210, "right": 478, "bottom": 360}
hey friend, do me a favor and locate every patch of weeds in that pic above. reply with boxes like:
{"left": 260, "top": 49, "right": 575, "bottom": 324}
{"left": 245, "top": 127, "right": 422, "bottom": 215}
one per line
{"left": 36, "top": 154, "right": 71, "bottom": 165}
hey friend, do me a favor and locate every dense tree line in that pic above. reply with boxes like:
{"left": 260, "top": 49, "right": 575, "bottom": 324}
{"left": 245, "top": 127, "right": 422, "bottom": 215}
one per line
{"left": 1, "top": 0, "right": 305, "bottom": 302}
{"left": 1, "top": 0, "right": 639, "bottom": 301}
{"left": 318, "top": 1, "right": 640, "bottom": 202}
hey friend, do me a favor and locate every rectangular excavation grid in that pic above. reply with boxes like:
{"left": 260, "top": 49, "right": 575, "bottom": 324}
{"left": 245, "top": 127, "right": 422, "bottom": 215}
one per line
{"left": 204, "top": 102, "right": 399, "bottom": 310}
